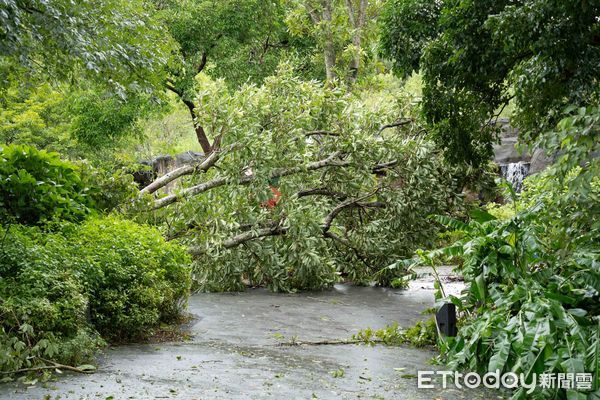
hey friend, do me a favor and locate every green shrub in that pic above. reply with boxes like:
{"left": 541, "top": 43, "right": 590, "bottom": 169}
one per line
{"left": 0, "top": 216, "right": 192, "bottom": 377}
{"left": 78, "top": 161, "right": 140, "bottom": 213}
{"left": 65, "top": 217, "right": 192, "bottom": 340}
{"left": 0, "top": 144, "right": 93, "bottom": 225}
{"left": 0, "top": 225, "right": 104, "bottom": 377}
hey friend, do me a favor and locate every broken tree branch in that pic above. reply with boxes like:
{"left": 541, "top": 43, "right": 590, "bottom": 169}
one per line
{"left": 371, "top": 160, "right": 399, "bottom": 173}
{"left": 154, "top": 152, "right": 349, "bottom": 209}
{"left": 324, "top": 230, "right": 375, "bottom": 270}
{"left": 304, "top": 130, "right": 339, "bottom": 137}
{"left": 322, "top": 189, "right": 382, "bottom": 233}
{"left": 296, "top": 188, "right": 348, "bottom": 200}
{"left": 276, "top": 338, "right": 383, "bottom": 346}
{"left": 154, "top": 177, "right": 228, "bottom": 209}
{"left": 140, "top": 150, "right": 221, "bottom": 195}
{"left": 189, "top": 225, "right": 287, "bottom": 256}
{"left": 1, "top": 358, "right": 95, "bottom": 375}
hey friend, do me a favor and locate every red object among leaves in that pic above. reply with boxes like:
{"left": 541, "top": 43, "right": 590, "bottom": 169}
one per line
{"left": 261, "top": 186, "right": 282, "bottom": 209}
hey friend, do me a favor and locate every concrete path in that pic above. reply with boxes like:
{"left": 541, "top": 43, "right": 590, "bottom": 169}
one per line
{"left": 0, "top": 269, "right": 505, "bottom": 399}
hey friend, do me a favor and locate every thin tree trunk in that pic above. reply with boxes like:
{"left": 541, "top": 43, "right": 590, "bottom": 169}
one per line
{"left": 346, "top": 0, "right": 367, "bottom": 85}
{"left": 165, "top": 83, "right": 213, "bottom": 154}
{"left": 322, "top": 0, "right": 337, "bottom": 82}
{"left": 182, "top": 99, "right": 212, "bottom": 154}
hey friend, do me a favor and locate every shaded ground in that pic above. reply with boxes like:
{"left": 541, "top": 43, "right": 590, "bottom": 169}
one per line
{"left": 0, "top": 267, "right": 506, "bottom": 399}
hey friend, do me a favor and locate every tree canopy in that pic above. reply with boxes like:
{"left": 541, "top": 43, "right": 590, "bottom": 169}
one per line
{"left": 0, "top": 0, "right": 169, "bottom": 93}
{"left": 381, "top": 0, "right": 600, "bottom": 166}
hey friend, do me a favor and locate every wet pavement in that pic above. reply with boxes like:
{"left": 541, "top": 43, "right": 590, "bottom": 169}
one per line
{"left": 0, "top": 267, "right": 506, "bottom": 399}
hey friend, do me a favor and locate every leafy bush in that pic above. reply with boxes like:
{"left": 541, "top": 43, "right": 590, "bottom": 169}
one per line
{"left": 0, "top": 216, "right": 191, "bottom": 378}
{"left": 0, "top": 144, "right": 93, "bottom": 225}
{"left": 0, "top": 226, "right": 103, "bottom": 378}
{"left": 399, "top": 169, "right": 599, "bottom": 399}
{"left": 64, "top": 217, "right": 192, "bottom": 340}
{"left": 78, "top": 161, "right": 140, "bottom": 213}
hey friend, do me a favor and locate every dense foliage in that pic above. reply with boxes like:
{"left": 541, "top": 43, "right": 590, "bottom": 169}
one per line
{"left": 160, "top": 0, "right": 290, "bottom": 88}
{"left": 0, "top": 0, "right": 168, "bottom": 92}
{"left": 0, "top": 144, "right": 189, "bottom": 379}
{"left": 0, "top": 144, "right": 92, "bottom": 225}
{"left": 63, "top": 217, "right": 192, "bottom": 340}
{"left": 143, "top": 66, "right": 460, "bottom": 292}
{"left": 380, "top": 0, "right": 600, "bottom": 167}
{"left": 396, "top": 109, "right": 599, "bottom": 399}
{"left": 379, "top": 0, "right": 441, "bottom": 77}
{"left": 0, "top": 216, "right": 191, "bottom": 377}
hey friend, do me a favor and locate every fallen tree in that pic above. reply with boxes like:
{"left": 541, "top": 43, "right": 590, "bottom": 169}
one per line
{"left": 137, "top": 66, "right": 461, "bottom": 291}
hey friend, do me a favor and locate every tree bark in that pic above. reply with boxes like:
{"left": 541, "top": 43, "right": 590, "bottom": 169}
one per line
{"left": 346, "top": 0, "right": 367, "bottom": 86}
{"left": 165, "top": 83, "right": 213, "bottom": 153}
{"left": 153, "top": 152, "right": 349, "bottom": 209}
{"left": 139, "top": 150, "right": 220, "bottom": 195}
{"left": 189, "top": 225, "right": 288, "bottom": 256}
{"left": 182, "top": 98, "right": 213, "bottom": 154}
{"left": 322, "top": 0, "right": 337, "bottom": 82}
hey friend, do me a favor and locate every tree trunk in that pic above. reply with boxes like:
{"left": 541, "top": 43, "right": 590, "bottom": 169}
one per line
{"left": 165, "top": 82, "right": 213, "bottom": 154}
{"left": 322, "top": 0, "right": 337, "bottom": 82}
{"left": 182, "top": 99, "right": 212, "bottom": 154}
{"left": 346, "top": 0, "right": 367, "bottom": 86}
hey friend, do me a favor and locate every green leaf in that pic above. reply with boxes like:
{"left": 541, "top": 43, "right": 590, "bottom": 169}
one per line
{"left": 469, "top": 208, "right": 496, "bottom": 224}
{"left": 488, "top": 333, "right": 510, "bottom": 372}
{"left": 474, "top": 273, "right": 486, "bottom": 302}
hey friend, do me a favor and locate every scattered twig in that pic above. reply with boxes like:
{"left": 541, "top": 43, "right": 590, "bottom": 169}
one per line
{"left": 276, "top": 338, "right": 383, "bottom": 347}
{"left": 1, "top": 358, "right": 95, "bottom": 375}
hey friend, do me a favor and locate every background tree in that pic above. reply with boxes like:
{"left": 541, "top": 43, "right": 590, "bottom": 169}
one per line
{"left": 0, "top": 0, "right": 169, "bottom": 94}
{"left": 378, "top": 0, "right": 442, "bottom": 78}
{"left": 285, "top": 0, "right": 382, "bottom": 85}
{"left": 0, "top": 0, "right": 171, "bottom": 157}
{"left": 0, "top": 75, "right": 160, "bottom": 158}
{"left": 157, "top": 0, "right": 295, "bottom": 153}
{"left": 380, "top": 0, "right": 600, "bottom": 167}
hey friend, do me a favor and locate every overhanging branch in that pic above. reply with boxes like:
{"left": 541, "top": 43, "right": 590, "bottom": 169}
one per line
{"left": 154, "top": 152, "right": 349, "bottom": 209}
{"left": 140, "top": 150, "right": 221, "bottom": 195}
{"left": 189, "top": 225, "right": 287, "bottom": 256}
